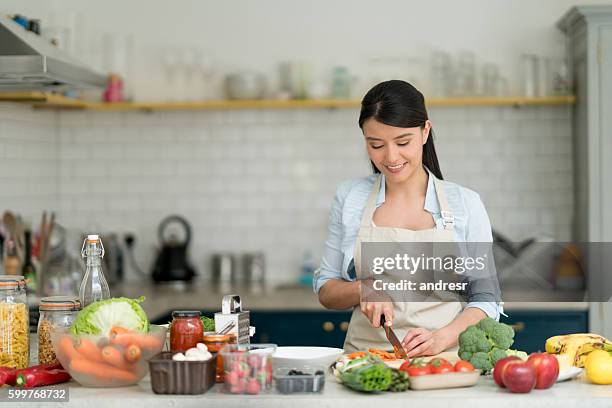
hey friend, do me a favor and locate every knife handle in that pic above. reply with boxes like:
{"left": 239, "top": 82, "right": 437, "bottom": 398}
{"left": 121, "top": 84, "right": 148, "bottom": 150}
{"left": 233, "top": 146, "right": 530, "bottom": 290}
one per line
{"left": 380, "top": 314, "right": 386, "bottom": 327}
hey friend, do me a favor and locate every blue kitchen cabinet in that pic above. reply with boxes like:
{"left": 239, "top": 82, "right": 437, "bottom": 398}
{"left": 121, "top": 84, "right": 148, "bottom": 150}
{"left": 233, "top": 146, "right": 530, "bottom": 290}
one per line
{"left": 501, "top": 310, "right": 588, "bottom": 353}
{"left": 152, "top": 309, "right": 588, "bottom": 352}
{"left": 249, "top": 311, "right": 352, "bottom": 347}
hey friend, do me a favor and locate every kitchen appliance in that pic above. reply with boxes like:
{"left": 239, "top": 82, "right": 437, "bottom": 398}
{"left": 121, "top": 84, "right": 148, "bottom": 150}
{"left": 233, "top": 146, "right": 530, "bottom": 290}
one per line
{"left": 152, "top": 215, "right": 196, "bottom": 283}
{"left": 214, "top": 294, "right": 250, "bottom": 345}
{"left": 380, "top": 315, "right": 408, "bottom": 360}
{"left": 211, "top": 252, "right": 236, "bottom": 289}
{"left": 0, "top": 15, "right": 105, "bottom": 91}
{"left": 242, "top": 252, "right": 265, "bottom": 288}
{"left": 102, "top": 233, "right": 124, "bottom": 285}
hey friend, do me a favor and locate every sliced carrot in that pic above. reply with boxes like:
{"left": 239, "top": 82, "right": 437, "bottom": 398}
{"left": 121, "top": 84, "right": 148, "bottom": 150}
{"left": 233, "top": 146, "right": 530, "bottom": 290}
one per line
{"left": 101, "top": 346, "right": 132, "bottom": 370}
{"left": 347, "top": 351, "right": 366, "bottom": 359}
{"left": 58, "top": 336, "right": 82, "bottom": 360}
{"left": 368, "top": 348, "right": 397, "bottom": 361}
{"left": 75, "top": 338, "right": 104, "bottom": 363}
{"left": 110, "top": 333, "right": 162, "bottom": 351}
{"left": 124, "top": 344, "right": 141, "bottom": 363}
{"left": 69, "top": 358, "right": 138, "bottom": 382}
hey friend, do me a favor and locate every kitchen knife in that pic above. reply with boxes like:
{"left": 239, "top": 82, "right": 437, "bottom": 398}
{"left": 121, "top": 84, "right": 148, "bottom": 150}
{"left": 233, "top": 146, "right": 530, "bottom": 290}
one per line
{"left": 380, "top": 315, "right": 409, "bottom": 360}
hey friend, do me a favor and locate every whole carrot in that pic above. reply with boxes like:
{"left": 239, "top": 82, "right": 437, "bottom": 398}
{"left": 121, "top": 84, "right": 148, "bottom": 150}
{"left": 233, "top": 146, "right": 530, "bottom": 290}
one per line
{"left": 69, "top": 358, "right": 138, "bottom": 382}
{"left": 110, "top": 333, "right": 162, "bottom": 351}
{"left": 59, "top": 336, "right": 82, "bottom": 360}
{"left": 101, "top": 346, "right": 132, "bottom": 370}
{"left": 124, "top": 344, "right": 141, "bottom": 363}
{"left": 109, "top": 326, "right": 130, "bottom": 337}
{"left": 75, "top": 339, "right": 104, "bottom": 363}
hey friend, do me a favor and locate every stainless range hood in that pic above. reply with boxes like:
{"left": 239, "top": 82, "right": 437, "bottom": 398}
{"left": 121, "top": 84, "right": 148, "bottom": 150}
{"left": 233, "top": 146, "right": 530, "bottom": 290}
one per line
{"left": 0, "top": 15, "right": 106, "bottom": 91}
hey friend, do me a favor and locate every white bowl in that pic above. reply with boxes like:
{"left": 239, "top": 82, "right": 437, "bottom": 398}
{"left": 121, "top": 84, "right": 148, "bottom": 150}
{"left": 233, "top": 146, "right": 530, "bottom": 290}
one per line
{"left": 272, "top": 346, "right": 343, "bottom": 370}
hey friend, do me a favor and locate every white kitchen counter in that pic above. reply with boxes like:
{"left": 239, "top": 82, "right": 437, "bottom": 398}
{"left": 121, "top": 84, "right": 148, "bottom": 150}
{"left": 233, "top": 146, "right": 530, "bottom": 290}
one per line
{"left": 2, "top": 375, "right": 611, "bottom": 408}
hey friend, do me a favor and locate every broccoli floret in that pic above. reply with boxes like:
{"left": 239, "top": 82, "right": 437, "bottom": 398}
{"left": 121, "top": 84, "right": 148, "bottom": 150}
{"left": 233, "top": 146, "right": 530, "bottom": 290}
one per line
{"left": 459, "top": 317, "right": 519, "bottom": 373}
{"left": 458, "top": 326, "right": 492, "bottom": 353}
{"left": 470, "top": 352, "right": 493, "bottom": 373}
{"left": 489, "top": 348, "right": 508, "bottom": 365}
{"left": 476, "top": 317, "right": 515, "bottom": 350}
{"left": 488, "top": 324, "right": 515, "bottom": 349}
{"left": 458, "top": 349, "right": 473, "bottom": 361}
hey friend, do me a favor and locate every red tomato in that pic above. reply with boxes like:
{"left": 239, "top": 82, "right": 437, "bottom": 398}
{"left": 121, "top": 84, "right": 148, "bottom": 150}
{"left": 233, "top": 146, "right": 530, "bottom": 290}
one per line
{"left": 429, "top": 358, "right": 454, "bottom": 374}
{"left": 400, "top": 359, "right": 432, "bottom": 376}
{"left": 454, "top": 361, "right": 475, "bottom": 372}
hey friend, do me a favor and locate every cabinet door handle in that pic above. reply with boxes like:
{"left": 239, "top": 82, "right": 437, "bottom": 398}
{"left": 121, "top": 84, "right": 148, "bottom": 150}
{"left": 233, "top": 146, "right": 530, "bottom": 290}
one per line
{"left": 339, "top": 321, "right": 349, "bottom": 332}
{"left": 511, "top": 321, "right": 525, "bottom": 332}
{"left": 322, "top": 321, "right": 335, "bottom": 332}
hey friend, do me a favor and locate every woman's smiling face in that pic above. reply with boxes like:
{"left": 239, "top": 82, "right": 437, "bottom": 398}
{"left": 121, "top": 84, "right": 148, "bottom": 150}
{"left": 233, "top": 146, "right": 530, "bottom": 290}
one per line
{"left": 362, "top": 118, "right": 431, "bottom": 183}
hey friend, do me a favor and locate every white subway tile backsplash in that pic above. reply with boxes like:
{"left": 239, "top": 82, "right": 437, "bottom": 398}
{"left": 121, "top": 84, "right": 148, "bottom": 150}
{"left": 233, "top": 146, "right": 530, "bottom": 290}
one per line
{"left": 0, "top": 103, "right": 574, "bottom": 283}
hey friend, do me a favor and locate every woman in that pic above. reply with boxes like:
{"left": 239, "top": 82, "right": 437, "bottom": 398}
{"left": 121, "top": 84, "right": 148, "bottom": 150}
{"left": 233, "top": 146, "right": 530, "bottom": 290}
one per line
{"left": 314, "top": 80, "right": 502, "bottom": 356}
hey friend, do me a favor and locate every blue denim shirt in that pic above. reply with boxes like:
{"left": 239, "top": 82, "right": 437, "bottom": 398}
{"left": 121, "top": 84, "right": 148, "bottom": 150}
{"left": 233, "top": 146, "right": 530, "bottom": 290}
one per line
{"left": 313, "top": 170, "right": 503, "bottom": 320}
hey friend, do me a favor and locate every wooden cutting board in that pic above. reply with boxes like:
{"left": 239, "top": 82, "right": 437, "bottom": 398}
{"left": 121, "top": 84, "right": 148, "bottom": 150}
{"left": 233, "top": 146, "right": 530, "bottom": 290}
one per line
{"left": 383, "top": 351, "right": 459, "bottom": 369}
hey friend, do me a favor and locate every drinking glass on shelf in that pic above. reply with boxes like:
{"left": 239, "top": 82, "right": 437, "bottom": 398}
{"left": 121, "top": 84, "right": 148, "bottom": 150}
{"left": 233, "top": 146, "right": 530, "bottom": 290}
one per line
{"left": 429, "top": 51, "right": 453, "bottom": 97}
{"left": 453, "top": 51, "right": 477, "bottom": 96}
{"left": 481, "top": 63, "right": 499, "bottom": 96}
{"left": 520, "top": 54, "right": 540, "bottom": 98}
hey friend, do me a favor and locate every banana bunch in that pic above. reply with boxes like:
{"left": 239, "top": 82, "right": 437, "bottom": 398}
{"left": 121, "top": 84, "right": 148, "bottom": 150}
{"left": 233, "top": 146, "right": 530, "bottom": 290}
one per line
{"left": 545, "top": 333, "right": 612, "bottom": 368}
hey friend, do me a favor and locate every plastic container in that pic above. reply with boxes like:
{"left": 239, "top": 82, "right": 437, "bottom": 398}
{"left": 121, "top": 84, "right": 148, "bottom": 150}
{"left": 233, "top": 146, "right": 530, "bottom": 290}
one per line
{"left": 220, "top": 344, "right": 277, "bottom": 394}
{"left": 51, "top": 324, "right": 167, "bottom": 387}
{"left": 149, "top": 351, "right": 217, "bottom": 394}
{"left": 38, "top": 296, "right": 80, "bottom": 365}
{"left": 274, "top": 367, "right": 325, "bottom": 394}
{"left": 0, "top": 275, "right": 29, "bottom": 369}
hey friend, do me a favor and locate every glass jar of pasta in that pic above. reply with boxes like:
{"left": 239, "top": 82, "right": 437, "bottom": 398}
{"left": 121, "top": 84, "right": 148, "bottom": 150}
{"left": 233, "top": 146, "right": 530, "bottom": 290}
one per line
{"left": 37, "top": 296, "right": 81, "bottom": 365}
{"left": 0, "top": 275, "right": 29, "bottom": 369}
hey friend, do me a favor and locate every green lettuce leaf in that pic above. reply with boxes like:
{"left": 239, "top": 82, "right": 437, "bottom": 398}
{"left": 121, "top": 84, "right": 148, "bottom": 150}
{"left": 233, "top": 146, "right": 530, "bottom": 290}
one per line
{"left": 70, "top": 296, "right": 149, "bottom": 335}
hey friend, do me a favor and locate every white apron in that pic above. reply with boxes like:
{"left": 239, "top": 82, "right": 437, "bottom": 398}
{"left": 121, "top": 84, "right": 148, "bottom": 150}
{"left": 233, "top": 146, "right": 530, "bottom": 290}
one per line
{"left": 343, "top": 174, "right": 462, "bottom": 352}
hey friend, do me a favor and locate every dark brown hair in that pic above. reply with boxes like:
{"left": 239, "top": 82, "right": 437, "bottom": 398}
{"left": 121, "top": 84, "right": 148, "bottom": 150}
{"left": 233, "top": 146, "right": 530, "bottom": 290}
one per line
{"left": 358, "top": 80, "right": 443, "bottom": 179}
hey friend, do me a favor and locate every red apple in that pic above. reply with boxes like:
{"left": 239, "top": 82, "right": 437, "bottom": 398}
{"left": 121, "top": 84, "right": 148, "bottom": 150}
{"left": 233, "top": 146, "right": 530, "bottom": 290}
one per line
{"left": 501, "top": 360, "right": 537, "bottom": 393}
{"left": 493, "top": 356, "right": 521, "bottom": 388}
{"left": 527, "top": 352, "right": 560, "bottom": 389}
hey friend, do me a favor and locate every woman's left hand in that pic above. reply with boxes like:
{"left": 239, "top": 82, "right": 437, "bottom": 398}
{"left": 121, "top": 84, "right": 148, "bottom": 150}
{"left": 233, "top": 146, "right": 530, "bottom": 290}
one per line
{"left": 401, "top": 328, "right": 449, "bottom": 358}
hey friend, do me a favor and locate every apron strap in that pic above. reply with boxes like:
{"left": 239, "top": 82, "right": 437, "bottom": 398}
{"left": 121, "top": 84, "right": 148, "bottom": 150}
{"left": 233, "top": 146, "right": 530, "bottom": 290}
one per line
{"left": 360, "top": 175, "right": 382, "bottom": 227}
{"left": 432, "top": 176, "right": 455, "bottom": 231}
{"left": 360, "top": 173, "right": 455, "bottom": 231}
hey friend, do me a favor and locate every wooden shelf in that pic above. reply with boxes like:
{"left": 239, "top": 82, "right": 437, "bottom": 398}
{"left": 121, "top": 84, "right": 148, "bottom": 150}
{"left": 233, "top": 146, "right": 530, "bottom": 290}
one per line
{"left": 0, "top": 92, "right": 576, "bottom": 112}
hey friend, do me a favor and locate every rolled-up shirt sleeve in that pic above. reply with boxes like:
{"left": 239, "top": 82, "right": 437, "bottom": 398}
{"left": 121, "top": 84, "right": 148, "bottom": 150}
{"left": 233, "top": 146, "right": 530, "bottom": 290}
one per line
{"left": 313, "top": 183, "right": 351, "bottom": 294}
{"left": 462, "top": 191, "right": 504, "bottom": 321}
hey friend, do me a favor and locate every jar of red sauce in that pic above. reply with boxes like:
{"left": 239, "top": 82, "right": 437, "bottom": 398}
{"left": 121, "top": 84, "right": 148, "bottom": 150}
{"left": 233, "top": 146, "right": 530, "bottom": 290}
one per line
{"left": 170, "top": 310, "right": 203, "bottom": 352}
{"left": 203, "top": 333, "right": 236, "bottom": 382}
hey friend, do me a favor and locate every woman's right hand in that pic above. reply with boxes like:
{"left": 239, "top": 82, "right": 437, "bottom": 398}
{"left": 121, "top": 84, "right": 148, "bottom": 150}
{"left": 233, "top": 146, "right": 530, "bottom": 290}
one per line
{"left": 360, "top": 301, "right": 394, "bottom": 328}
{"left": 359, "top": 280, "right": 394, "bottom": 328}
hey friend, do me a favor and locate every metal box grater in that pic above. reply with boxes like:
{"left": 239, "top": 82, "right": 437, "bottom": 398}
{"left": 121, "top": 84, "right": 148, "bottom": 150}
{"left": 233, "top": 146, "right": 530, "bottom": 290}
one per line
{"left": 214, "top": 294, "right": 250, "bottom": 344}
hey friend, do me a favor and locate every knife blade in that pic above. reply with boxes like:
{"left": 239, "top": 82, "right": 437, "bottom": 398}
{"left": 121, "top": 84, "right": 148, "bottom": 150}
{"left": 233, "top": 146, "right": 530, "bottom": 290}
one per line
{"left": 380, "top": 315, "right": 409, "bottom": 360}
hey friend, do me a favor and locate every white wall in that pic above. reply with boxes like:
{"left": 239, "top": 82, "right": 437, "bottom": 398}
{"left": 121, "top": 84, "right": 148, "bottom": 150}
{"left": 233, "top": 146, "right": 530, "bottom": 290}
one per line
{"left": 0, "top": 104, "right": 58, "bottom": 220}
{"left": 54, "top": 105, "right": 573, "bottom": 283}
{"left": 3, "top": 0, "right": 612, "bottom": 100}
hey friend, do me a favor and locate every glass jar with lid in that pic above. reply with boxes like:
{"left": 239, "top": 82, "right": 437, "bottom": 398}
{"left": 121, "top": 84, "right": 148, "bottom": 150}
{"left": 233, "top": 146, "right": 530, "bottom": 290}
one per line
{"left": 170, "top": 310, "right": 203, "bottom": 353}
{"left": 37, "top": 296, "right": 81, "bottom": 365}
{"left": 0, "top": 275, "right": 29, "bottom": 369}
{"left": 203, "top": 333, "right": 236, "bottom": 382}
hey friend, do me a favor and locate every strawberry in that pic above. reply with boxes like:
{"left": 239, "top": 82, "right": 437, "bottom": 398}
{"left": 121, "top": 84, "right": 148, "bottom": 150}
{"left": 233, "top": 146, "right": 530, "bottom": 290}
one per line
{"left": 246, "top": 378, "right": 261, "bottom": 395}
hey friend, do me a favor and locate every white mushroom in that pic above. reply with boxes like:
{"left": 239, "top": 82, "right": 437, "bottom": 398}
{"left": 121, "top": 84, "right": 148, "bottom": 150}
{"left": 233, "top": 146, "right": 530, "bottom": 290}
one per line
{"left": 172, "top": 352, "right": 186, "bottom": 361}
